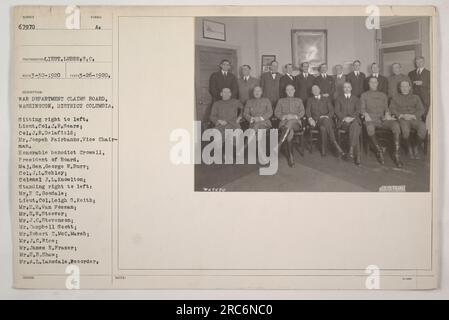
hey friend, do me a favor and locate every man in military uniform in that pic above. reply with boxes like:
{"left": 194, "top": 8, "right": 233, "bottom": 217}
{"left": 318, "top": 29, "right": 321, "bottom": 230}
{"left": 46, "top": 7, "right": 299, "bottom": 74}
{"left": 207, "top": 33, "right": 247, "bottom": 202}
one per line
{"left": 306, "top": 85, "right": 344, "bottom": 158}
{"left": 210, "top": 87, "right": 243, "bottom": 139}
{"left": 237, "top": 64, "right": 259, "bottom": 105}
{"left": 361, "top": 77, "right": 402, "bottom": 167}
{"left": 334, "top": 82, "right": 362, "bottom": 165}
{"left": 274, "top": 84, "right": 305, "bottom": 167}
{"left": 389, "top": 80, "right": 426, "bottom": 159}
{"left": 243, "top": 86, "right": 273, "bottom": 130}
{"left": 314, "top": 63, "right": 335, "bottom": 99}
{"left": 388, "top": 62, "right": 411, "bottom": 99}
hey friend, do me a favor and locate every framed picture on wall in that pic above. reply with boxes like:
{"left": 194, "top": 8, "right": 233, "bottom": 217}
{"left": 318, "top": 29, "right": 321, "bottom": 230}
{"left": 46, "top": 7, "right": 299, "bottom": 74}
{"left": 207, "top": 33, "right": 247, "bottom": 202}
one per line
{"left": 291, "top": 29, "right": 327, "bottom": 74}
{"left": 261, "top": 55, "right": 277, "bottom": 73}
{"left": 203, "top": 19, "right": 226, "bottom": 41}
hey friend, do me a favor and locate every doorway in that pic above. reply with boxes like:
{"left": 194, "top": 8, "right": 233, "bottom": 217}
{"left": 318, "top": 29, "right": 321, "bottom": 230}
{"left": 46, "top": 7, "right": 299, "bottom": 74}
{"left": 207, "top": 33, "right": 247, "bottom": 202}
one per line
{"left": 380, "top": 44, "right": 421, "bottom": 76}
{"left": 195, "top": 45, "right": 238, "bottom": 124}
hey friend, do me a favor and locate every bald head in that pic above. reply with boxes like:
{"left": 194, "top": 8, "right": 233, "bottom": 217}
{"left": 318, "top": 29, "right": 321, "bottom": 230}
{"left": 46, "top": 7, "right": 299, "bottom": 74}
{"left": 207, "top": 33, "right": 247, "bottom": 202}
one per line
{"left": 399, "top": 80, "right": 411, "bottom": 95}
{"left": 368, "top": 77, "right": 379, "bottom": 91}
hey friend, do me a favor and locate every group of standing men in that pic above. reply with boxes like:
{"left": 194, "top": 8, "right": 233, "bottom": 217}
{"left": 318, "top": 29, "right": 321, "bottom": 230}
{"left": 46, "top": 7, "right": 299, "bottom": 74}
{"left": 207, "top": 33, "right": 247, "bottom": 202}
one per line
{"left": 208, "top": 56, "right": 430, "bottom": 168}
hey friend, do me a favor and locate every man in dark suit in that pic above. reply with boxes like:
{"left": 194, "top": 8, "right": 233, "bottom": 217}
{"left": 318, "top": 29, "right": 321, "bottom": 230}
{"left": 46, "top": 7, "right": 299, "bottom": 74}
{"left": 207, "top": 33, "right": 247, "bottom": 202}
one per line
{"left": 306, "top": 85, "right": 344, "bottom": 157}
{"left": 333, "top": 64, "right": 346, "bottom": 100}
{"left": 408, "top": 56, "right": 431, "bottom": 120}
{"left": 295, "top": 61, "right": 315, "bottom": 102}
{"left": 334, "top": 82, "right": 362, "bottom": 165}
{"left": 313, "top": 63, "right": 335, "bottom": 98}
{"left": 209, "top": 59, "right": 239, "bottom": 102}
{"left": 346, "top": 60, "right": 366, "bottom": 97}
{"left": 279, "top": 63, "right": 296, "bottom": 98}
{"left": 260, "top": 60, "right": 282, "bottom": 108}
{"left": 365, "top": 62, "right": 388, "bottom": 95}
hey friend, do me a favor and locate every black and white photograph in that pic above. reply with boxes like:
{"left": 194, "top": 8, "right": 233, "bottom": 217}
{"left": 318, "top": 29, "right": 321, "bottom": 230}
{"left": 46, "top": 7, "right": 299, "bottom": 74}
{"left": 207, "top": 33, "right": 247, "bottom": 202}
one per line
{"left": 3, "top": 1, "right": 446, "bottom": 298}
{"left": 195, "top": 16, "right": 432, "bottom": 192}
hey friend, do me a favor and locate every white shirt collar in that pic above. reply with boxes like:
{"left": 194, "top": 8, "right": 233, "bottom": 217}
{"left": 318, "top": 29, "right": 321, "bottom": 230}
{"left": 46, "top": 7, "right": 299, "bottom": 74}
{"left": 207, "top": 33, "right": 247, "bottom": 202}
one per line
{"left": 345, "top": 93, "right": 351, "bottom": 99}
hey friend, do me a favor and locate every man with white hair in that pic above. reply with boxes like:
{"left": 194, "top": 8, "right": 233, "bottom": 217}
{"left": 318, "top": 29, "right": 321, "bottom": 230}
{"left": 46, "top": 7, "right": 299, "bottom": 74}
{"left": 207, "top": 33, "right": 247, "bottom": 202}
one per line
{"left": 210, "top": 87, "right": 243, "bottom": 138}
{"left": 306, "top": 85, "right": 344, "bottom": 158}
{"left": 334, "top": 82, "right": 362, "bottom": 165}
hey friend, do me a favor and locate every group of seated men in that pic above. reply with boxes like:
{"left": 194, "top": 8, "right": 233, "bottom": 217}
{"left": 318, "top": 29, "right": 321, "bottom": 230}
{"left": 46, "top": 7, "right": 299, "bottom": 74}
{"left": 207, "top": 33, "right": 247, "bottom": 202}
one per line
{"left": 208, "top": 57, "right": 430, "bottom": 168}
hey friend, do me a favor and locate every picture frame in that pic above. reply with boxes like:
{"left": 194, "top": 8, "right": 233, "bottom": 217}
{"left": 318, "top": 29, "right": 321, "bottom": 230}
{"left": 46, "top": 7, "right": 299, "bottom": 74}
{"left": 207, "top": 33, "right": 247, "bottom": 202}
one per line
{"left": 291, "top": 29, "right": 327, "bottom": 74}
{"left": 202, "top": 19, "right": 226, "bottom": 41}
{"left": 261, "top": 54, "right": 277, "bottom": 73}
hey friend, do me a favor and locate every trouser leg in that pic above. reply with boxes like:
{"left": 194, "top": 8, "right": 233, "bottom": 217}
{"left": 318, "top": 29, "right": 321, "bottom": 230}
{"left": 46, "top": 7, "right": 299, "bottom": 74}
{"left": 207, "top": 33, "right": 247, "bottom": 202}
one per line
{"left": 286, "top": 121, "right": 299, "bottom": 167}
{"left": 349, "top": 121, "right": 361, "bottom": 148}
{"left": 383, "top": 120, "right": 402, "bottom": 168}
{"left": 279, "top": 123, "right": 295, "bottom": 167}
{"left": 319, "top": 124, "right": 327, "bottom": 156}
{"left": 322, "top": 118, "right": 344, "bottom": 157}
{"left": 398, "top": 119, "right": 414, "bottom": 159}
{"left": 411, "top": 120, "right": 427, "bottom": 159}
{"left": 366, "top": 122, "right": 384, "bottom": 165}
{"left": 286, "top": 139, "right": 294, "bottom": 167}
{"left": 347, "top": 121, "right": 359, "bottom": 165}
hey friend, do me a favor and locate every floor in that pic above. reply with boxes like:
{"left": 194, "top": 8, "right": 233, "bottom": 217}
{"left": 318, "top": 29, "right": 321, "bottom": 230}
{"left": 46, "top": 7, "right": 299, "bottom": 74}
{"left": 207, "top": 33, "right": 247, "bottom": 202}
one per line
{"left": 194, "top": 143, "right": 430, "bottom": 192}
